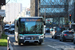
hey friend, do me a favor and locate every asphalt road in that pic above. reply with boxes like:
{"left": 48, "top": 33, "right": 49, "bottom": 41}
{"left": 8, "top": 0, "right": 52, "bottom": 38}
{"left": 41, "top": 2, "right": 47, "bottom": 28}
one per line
{"left": 5, "top": 32, "right": 75, "bottom": 50}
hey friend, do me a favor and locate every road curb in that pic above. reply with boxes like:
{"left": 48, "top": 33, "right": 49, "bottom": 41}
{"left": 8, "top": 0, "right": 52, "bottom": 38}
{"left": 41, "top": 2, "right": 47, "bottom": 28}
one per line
{"left": 64, "top": 48, "right": 75, "bottom": 50}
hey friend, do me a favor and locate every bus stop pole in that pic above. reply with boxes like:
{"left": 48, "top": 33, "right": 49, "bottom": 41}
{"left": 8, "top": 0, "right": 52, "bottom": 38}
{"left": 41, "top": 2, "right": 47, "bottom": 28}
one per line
{"left": 7, "top": 37, "right": 10, "bottom": 50}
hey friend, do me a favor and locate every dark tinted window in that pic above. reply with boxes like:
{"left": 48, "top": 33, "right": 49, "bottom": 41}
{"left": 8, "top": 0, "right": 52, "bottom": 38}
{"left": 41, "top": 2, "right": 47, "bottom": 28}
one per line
{"left": 46, "top": 28, "right": 49, "bottom": 30}
{"left": 64, "top": 32, "right": 74, "bottom": 34}
{"left": 19, "top": 21, "right": 43, "bottom": 34}
{"left": 55, "top": 27, "right": 61, "bottom": 31}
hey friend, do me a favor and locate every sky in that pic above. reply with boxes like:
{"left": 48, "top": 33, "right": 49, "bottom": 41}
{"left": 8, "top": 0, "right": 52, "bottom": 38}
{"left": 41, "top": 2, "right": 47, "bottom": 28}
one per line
{"left": 6, "top": 0, "right": 30, "bottom": 7}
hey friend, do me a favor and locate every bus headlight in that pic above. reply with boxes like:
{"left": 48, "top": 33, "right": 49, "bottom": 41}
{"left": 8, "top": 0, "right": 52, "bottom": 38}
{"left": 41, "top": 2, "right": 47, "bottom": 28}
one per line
{"left": 40, "top": 35, "right": 44, "bottom": 39}
{"left": 19, "top": 36, "right": 23, "bottom": 39}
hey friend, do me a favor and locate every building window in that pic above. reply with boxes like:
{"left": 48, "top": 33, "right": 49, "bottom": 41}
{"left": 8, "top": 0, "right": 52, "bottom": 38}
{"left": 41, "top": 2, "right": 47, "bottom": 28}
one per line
{"left": 46, "top": 18, "right": 53, "bottom": 23}
{"left": 60, "top": 17, "right": 65, "bottom": 25}
{"left": 40, "top": 8, "right": 65, "bottom": 13}
{"left": 69, "top": 0, "right": 74, "bottom": 5}
{"left": 40, "top": 0, "right": 65, "bottom": 5}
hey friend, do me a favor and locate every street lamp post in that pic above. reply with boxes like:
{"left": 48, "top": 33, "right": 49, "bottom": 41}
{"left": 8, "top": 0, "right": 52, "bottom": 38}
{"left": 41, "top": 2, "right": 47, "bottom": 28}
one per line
{"left": 44, "top": 8, "right": 46, "bottom": 25}
{"left": 44, "top": 8, "right": 46, "bottom": 37}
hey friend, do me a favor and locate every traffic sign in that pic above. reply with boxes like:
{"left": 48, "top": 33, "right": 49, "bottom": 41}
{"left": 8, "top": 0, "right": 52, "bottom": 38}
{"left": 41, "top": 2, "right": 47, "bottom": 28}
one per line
{"left": 47, "top": 20, "right": 50, "bottom": 21}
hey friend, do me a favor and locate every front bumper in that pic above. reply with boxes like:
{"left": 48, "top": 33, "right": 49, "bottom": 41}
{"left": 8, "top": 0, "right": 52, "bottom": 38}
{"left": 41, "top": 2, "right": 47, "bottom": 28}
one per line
{"left": 63, "top": 36, "right": 73, "bottom": 40}
{"left": 9, "top": 30, "right": 14, "bottom": 33}
{"left": 19, "top": 39, "right": 43, "bottom": 43}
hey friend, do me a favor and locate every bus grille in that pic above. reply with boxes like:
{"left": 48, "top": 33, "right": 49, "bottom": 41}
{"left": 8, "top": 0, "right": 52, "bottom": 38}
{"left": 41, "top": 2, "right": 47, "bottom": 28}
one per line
{"left": 24, "top": 36, "right": 39, "bottom": 40}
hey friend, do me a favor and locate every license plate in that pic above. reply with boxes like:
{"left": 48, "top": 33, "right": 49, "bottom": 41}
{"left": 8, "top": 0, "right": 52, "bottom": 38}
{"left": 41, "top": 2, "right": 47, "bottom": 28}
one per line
{"left": 29, "top": 41, "right": 34, "bottom": 42}
{"left": 26, "top": 38, "right": 30, "bottom": 40}
{"left": 69, "top": 35, "right": 72, "bottom": 37}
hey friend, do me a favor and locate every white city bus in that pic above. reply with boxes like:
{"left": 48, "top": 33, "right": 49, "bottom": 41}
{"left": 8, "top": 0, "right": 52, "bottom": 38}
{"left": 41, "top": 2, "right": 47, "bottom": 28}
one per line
{"left": 14, "top": 17, "right": 45, "bottom": 45}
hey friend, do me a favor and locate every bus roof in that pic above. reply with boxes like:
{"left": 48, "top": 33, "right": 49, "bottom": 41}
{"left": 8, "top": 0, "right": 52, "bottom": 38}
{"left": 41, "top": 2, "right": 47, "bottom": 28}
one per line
{"left": 19, "top": 17, "right": 43, "bottom": 18}
{"left": 15, "top": 17, "right": 43, "bottom": 20}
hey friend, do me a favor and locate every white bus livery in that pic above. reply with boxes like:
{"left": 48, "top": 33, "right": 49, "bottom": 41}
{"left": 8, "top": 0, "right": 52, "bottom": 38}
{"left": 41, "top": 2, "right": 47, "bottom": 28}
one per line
{"left": 14, "top": 17, "right": 45, "bottom": 45}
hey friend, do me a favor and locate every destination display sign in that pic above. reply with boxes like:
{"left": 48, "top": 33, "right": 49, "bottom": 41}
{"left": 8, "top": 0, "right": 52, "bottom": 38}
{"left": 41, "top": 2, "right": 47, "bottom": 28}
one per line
{"left": 20, "top": 18, "right": 42, "bottom": 22}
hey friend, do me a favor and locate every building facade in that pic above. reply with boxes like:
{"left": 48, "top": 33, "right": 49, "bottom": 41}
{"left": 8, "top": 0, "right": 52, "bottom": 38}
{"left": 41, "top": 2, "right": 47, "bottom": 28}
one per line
{"left": 0, "top": 0, "right": 6, "bottom": 37}
{"left": 31, "top": 0, "right": 69, "bottom": 28}
{"left": 17, "top": 7, "right": 30, "bottom": 18}
{"left": 5, "top": 3, "right": 22, "bottom": 23}
{"left": 30, "top": 0, "right": 38, "bottom": 16}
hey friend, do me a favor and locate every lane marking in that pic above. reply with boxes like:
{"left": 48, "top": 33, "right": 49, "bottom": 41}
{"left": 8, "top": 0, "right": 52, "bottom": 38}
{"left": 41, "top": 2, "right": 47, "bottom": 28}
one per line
{"left": 48, "top": 45, "right": 75, "bottom": 50}
{"left": 45, "top": 38, "right": 73, "bottom": 46}
{"left": 45, "top": 38, "right": 75, "bottom": 49}
{"left": 47, "top": 45, "right": 59, "bottom": 50}
{"left": 45, "top": 35, "right": 74, "bottom": 46}
{"left": 42, "top": 43, "right": 45, "bottom": 44}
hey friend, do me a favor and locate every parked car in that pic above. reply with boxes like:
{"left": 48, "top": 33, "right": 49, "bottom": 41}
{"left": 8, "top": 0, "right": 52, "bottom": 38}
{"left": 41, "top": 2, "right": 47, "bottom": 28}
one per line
{"left": 51, "top": 27, "right": 65, "bottom": 39}
{"left": 50, "top": 27, "right": 53, "bottom": 35}
{"left": 73, "top": 33, "right": 75, "bottom": 44}
{"left": 9, "top": 24, "right": 15, "bottom": 34}
{"left": 59, "top": 30, "right": 74, "bottom": 42}
{"left": 45, "top": 28, "right": 50, "bottom": 33}
{"left": 4, "top": 24, "right": 10, "bottom": 32}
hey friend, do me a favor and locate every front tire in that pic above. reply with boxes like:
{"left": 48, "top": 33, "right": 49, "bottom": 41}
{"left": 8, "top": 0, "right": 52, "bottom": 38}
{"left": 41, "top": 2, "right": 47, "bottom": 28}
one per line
{"left": 61, "top": 37, "right": 65, "bottom": 42}
{"left": 52, "top": 36, "right": 53, "bottom": 38}
{"left": 53, "top": 36, "right": 56, "bottom": 39}
{"left": 59, "top": 37, "right": 61, "bottom": 41}
{"left": 71, "top": 40, "right": 73, "bottom": 42}
{"left": 15, "top": 41, "right": 18, "bottom": 43}
{"left": 38, "top": 42, "right": 42, "bottom": 45}
{"left": 18, "top": 42, "right": 21, "bottom": 45}
{"left": 73, "top": 39, "right": 75, "bottom": 44}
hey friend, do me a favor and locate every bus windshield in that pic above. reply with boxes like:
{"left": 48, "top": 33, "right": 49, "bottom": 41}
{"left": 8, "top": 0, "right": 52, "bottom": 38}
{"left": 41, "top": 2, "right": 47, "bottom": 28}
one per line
{"left": 19, "top": 21, "right": 43, "bottom": 34}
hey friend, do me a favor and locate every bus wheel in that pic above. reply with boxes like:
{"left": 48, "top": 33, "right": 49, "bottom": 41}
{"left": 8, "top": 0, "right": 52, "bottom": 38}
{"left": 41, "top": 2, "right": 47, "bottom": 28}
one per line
{"left": 18, "top": 42, "right": 21, "bottom": 45}
{"left": 23, "top": 43, "right": 25, "bottom": 45}
{"left": 15, "top": 41, "right": 18, "bottom": 43}
{"left": 38, "top": 42, "right": 42, "bottom": 45}
{"left": 73, "top": 39, "right": 75, "bottom": 44}
{"left": 74, "top": 41, "right": 75, "bottom": 44}
{"left": 52, "top": 36, "right": 53, "bottom": 38}
{"left": 53, "top": 36, "right": 55, "bottom": 39}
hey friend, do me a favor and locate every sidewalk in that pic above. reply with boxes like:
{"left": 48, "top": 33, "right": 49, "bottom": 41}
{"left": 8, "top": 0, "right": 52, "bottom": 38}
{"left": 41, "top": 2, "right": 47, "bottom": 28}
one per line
{"left": 0, "top": 46, "right": 7, "bottom": 50}
{"left": 5, "top": 32, "right": 13, "bottom": 50}
{"left": 0, "top": 32, "right": 13, "bottom": 50}
{"left": 0, "top": 31, "right": 7, "bottom": 50}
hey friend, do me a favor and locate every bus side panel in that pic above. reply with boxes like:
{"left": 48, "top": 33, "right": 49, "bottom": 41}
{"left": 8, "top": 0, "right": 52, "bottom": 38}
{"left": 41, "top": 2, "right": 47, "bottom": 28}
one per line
{"left": 15, "top": 20, "right": 18, "bottom": 42}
